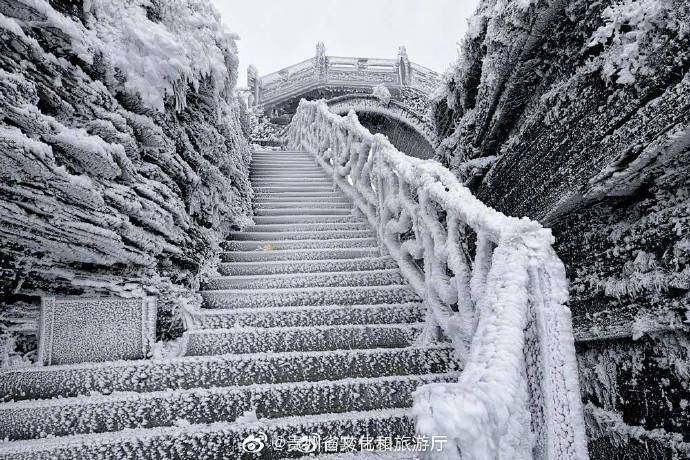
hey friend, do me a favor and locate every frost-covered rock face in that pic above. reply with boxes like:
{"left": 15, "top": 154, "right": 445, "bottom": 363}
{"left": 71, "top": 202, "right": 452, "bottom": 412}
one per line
{"left": 436, "top": 0, "right": 690, "bottom": 456}
{"left": 0, "top": 0, "right": 252, "bottom": 357}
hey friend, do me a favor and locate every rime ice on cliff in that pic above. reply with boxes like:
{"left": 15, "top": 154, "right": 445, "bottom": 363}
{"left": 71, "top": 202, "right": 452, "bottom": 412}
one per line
{"left": 432, "top": 0, "right": 690, "bottom": 457}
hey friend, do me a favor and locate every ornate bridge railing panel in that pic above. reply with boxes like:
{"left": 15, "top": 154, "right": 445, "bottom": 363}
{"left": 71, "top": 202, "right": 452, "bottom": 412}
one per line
{"left": 250, "top": 44, "right": 441, "bottom": 110}
{"left": 285, "top": 100, "right": 589, "bottom": 460}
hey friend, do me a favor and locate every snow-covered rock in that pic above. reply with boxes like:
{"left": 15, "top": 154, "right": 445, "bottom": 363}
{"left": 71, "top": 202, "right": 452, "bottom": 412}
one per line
{"left": 434, "top": 0, "right": 690, "bottom": 456}
{"left": 0, "top": 0, "right": 252, "bottom": 362}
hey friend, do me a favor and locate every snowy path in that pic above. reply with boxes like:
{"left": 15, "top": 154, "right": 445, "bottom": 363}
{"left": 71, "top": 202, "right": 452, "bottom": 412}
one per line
{"left": 0, "top": 150, "right": 458, "bottom": 459}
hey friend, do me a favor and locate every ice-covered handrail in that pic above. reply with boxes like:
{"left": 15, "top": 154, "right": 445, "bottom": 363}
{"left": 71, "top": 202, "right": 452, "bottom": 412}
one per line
{"left": 285, "top": 100, "right": 588, "bottom": 460}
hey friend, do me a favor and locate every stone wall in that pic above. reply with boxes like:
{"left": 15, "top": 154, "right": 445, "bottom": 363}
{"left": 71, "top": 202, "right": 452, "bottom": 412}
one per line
{"left": 435, "top": 0, "right": 690, "bottom": 456}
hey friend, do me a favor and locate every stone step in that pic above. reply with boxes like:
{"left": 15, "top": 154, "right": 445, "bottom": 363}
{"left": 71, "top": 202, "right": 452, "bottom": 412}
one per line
{"left": 245, "top": 222, "right": 370, "bottom": 233}
{"left": 0, "top": 373, "right": 456, "bottom": 441}
{"left": 251, "top": 160, "right": 320, "bottom": 165}
{"left": 252, "top": 215, "right": 364, "bottom": 225}
{"left": 0, "top": 345, "right": 457, "bottom": 402}
{"left": 251, "top": 175, "right": 330, "bottom": 182}
{"left": 220, "top": 247, "right": 379, "bottom": 263}
{"left": 252, "top": 181, "right": 334, "bottom": 189}
{"left": 250, "top": 164, "right": 323, "bottom": 170}
{"left": 218, "top": 257, "right": 398, "bottom": 276}
{"left": 251, "top": 157, "right": 315, "bottom": 162}
{"left": 254, "top": 201, "right": 352, "bottom": 210}
{"left": 228, "top": 229, "right": 371, "bottom": 241}
{"left": 183, "top": 323, "right": 425, "bottom": 355}
{"left": 254, "top": 208, "right": 353, "bottom": 217}
{"left": 254, "top": 194, "right": 352, "bottom": 208}
{"left": 223, "top": 237, "right": 377, "bottom": 252}
{"left": 251, "top": 166, "right": 322, "bottom": 173}
{"left": 0, "top": 408, "right": 415, "bottom": 459}
{"left": 186, "top": 302, "right": 425, "bottom": 329}
{"left": 254, "top": 191, "right": 349, "bottom": 200}
{"left": 203, "top": 268, "right": 402, "bottom": 290}
{"left": 254, "top": 185, "right": 336, "bottom": 194}
{"left": 252, "top": 154, "right": 313, "bottom": 159}
{"left": 251, "top": 161, "right": 317, "bottom": 168}
{"left": 252, "top": 152, "right": 313, "bottom": 157}
{"left": 201, "top": 285, "right": 419, "bottom": 309}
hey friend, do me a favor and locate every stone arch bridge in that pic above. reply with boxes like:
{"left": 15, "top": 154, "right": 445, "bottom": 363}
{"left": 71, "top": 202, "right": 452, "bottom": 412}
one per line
{"left": 244, "top": 43, "right": 440, "bottom": 158}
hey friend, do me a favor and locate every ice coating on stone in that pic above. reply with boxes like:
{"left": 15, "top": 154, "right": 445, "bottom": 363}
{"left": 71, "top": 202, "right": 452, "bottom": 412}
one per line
{"left": 286, "top": 100, "right": 588, "bottom": 459}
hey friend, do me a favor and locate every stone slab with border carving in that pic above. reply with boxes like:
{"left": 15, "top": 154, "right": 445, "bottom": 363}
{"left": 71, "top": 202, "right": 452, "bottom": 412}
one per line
{"left": 38, "top": 297, "right": 157, "bottom": 366}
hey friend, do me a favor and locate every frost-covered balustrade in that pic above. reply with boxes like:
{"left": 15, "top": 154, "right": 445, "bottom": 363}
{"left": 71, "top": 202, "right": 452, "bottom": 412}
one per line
{"left": 285, "top": 100, "right": 589, "bottom": 460}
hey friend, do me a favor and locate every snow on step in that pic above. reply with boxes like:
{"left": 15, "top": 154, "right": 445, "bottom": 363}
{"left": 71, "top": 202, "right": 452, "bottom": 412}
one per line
{"left": 204, "top": 268, "right": 402, "bottom": 290}
{"left": 255, "top": 193, "right": 350, "bottom": 202}
{"left": 183, "top": 323, "right": 425, "bottom": 355}
{"left": 0, "top": 408, "right": 414, "bottom": 459}
{"left": 220, "top": 247, "right": 378, "bottom": 262}
{"left": 201, "top": 285, "right": 419, "bottom": 310}
{"left": 251, "top": 174, "right": 331, "bottom": 181}
{"left": 251, "top": 178, "right": 332, "bottom": 185}
{"left": 254, "top": 201, "right": 352, "bottom": 210}
{"left": 0, "top": 346, "right": 458, "bottom": 402}
{"left": 250, "top": 162, "right": 322, "bottom": 168}
{"left": 254, "top": 195, "right": 351, "bottom": 204}
{"left": 218, "top": 257, "right": 398, "bottom": 276}
{"left": 255, "top": 208, "right": 353, "bottom": 217}
{"left": 254, "top": 186, "right": 336, "bottom": 194}
{"left": 228, "top": 229, "right": 371, "bottom": 241}
{"left": 186, "top": 302, "right": 425, "bottom": 329}
{"left": 252, "top": 156, "right": 316, "bottom": 160}
{"left": 253, "top": 215, "right": 365, "bottom": 225}
{"left": 0, "top": 373, "right": 457, "bottom": 441}
{"left": 245, "top": 222, "right": 371, "bottom": 233}
{"left": 223, "top": 237, "right": 377, "bottom": 252}
{"left": 251, "top": 168, "right": 324, "bottom": 174}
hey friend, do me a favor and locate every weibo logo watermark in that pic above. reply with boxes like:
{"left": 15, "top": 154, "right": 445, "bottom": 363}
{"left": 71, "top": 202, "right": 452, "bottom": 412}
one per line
{"left": 241, "top": 432, "right": 267, "bottom": 453}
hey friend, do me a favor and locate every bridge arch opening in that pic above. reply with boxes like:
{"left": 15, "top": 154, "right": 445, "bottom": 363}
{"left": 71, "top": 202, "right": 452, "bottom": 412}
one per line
{"left": 327, "top": 95, "right": 437, "bottom": 159}
{"left": 345, "top": 110, "right": 435, "bottom": 159}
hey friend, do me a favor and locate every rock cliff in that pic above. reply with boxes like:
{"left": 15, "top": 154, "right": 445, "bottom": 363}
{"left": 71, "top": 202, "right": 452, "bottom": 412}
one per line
{"left": 434, "top": 0, "right": 690, "bottom": 457}
{"left": 0, "top": 0, "right": 252, "bottom": 364}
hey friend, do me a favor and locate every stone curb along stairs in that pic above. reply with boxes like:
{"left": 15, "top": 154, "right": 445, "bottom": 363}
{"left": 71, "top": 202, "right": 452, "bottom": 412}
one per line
{"left": 0, "top": 149, "right": 461, "bottom": 459}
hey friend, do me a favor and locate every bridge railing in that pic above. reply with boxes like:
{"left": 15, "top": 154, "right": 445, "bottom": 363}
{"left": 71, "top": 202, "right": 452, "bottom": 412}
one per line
{"left": 285, "top": 99, "right": 588, "bottom": 460}
{"left": 252, "top": 50, "right": 440, "bottom": 108}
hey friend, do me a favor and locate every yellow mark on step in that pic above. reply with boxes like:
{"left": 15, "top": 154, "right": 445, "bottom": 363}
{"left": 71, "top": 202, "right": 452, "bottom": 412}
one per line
{"left": 258, "top": 244, "right": 276, "bottom": 251}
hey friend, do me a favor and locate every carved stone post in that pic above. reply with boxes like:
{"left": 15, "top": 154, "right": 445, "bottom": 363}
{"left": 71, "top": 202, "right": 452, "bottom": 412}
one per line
{"left": 247, "top": 65, "right": 260, "bottom": 107}
{"left": 315, "top": 41, "right": 327, "bottom": 81}
{"left": 397, "top": 46, "right": 411, "bottom": 86}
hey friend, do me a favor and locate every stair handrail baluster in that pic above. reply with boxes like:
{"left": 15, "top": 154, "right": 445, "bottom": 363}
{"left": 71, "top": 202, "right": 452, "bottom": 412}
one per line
{"left": 285, "top": 99, "right": 588, "bottom": 460}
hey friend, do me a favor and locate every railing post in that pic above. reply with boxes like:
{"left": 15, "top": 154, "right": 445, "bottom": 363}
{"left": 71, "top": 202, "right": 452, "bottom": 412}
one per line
{"left": 247, "top": 65, "right": 260, "bottom": 107}
{"left": 397, "top": 46, "right": 411, "bottom": 86}
{"left": 315, "top": 41, "right": 327, "bottom": 81}
{"left": 374, "top": 144, "right": 386, "bottom": 258}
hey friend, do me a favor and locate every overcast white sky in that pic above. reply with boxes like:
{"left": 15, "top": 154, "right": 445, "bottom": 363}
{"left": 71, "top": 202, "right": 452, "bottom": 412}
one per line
{"left": 211, "top": 0, "right": 481, "bottom": 87}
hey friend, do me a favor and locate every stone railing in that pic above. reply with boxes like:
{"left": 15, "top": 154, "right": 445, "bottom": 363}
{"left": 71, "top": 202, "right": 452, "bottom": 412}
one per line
{"left": 248, "top": 44, "right": 440, "bottom": 109}
{"left": 285, "top": 100, "right": 589, "bottom": 460}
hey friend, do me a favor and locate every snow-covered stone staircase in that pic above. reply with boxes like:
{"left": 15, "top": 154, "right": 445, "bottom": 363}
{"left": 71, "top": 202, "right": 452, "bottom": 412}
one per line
{"left": 0, "top": 150, "right": 460, "bottom": 459}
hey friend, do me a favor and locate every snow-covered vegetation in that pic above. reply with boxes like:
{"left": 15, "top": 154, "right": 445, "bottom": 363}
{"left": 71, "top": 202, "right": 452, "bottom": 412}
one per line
{"left": 286, "top": 100, "right": 588, "bottom": 459}
{"left": 372, "top": 84, "right": 391, "bottom": 106}
{"left": 0, "top": 0, "right": 252, "bottom": 363}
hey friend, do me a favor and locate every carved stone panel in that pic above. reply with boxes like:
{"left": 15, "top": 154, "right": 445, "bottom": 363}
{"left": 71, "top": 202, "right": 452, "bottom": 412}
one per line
{"left": 38, "top": 297, "right": 157, "bottom": 365}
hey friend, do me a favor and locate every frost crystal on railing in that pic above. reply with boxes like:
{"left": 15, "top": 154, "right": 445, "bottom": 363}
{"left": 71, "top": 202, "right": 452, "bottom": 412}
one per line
{"left": 285, "top": 100, "right": 589, "bottom": 460}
